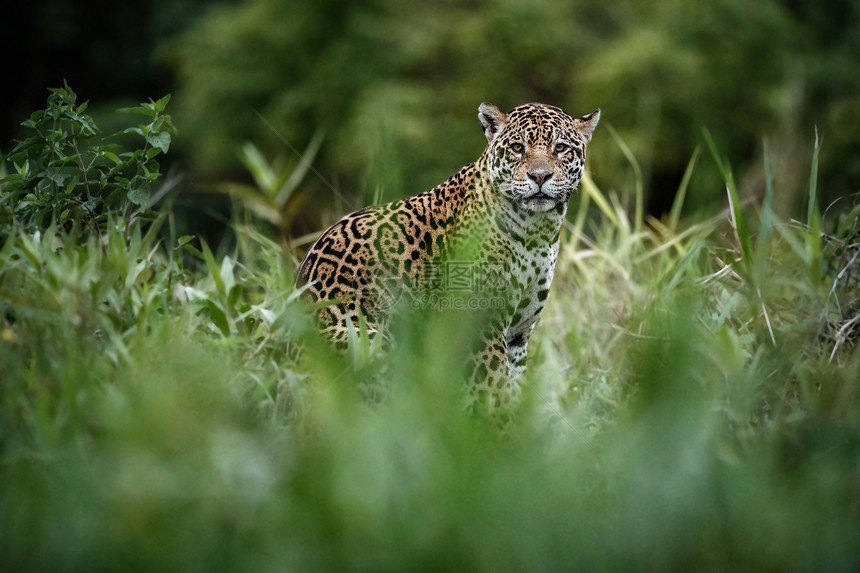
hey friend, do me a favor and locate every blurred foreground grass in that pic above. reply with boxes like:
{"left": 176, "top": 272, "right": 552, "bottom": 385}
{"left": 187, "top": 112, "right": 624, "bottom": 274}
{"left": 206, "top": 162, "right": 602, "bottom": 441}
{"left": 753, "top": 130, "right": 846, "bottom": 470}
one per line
{"left": 2, "top": 95, "right": 860, "bottom": 571}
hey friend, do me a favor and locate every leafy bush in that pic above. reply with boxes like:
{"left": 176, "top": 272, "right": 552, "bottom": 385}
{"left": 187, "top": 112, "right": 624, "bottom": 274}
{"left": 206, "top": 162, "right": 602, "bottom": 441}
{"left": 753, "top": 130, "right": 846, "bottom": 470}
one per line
{"left": 0, "top": 83, "right": 175, "bottom": 239}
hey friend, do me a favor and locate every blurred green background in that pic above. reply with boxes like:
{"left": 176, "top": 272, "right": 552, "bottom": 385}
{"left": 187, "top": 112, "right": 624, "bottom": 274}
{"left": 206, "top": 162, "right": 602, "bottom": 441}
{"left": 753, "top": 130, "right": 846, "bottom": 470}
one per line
{"left": 4, "top": 0, "right": 859, "bottom": 234}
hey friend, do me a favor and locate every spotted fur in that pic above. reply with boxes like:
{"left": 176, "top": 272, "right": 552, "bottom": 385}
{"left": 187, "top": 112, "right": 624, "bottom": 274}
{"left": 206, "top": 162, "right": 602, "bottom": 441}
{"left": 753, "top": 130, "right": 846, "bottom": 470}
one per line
{"left": 296, "top": 102, "right": 600, "bottom": 418}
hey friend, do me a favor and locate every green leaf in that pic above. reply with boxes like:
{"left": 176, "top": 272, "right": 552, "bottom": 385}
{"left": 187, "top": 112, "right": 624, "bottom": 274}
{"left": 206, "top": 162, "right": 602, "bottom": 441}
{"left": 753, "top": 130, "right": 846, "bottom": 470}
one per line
{"left": 151, "top": 94, "right": 171, "bottom": 114}
{"left": 151, "top": 116, "right": 166, "bottom": 132}
{"left": 275, "top": 129, "right": 325, "bottom": 209}
{"left": 805, "top": 133, "right": 822, "bottom": 284}
{"left": 1, "top": 172, "right": 23, "bottom": 185}
{"left": 228, "top": 284, "right": 242, "bottom": 311}
{"left": 103, "top": 187, "right": 122, "bottom": 207}
{"left": 127, "top": 188, "right": 149, "bottom": 206}
{"left": 668, "top": 146, "right": 700, "bottom": 232}
{"left": 63, "top": 111, "right": 98, "bottom": 136}
{"left": 753, "top": 139, "right": 776, "bottom": 283}
{"left": 200, "top": 240, "right": 225, "bottom": 294}
{"left": 24, "top": 109, "right": 46, "bottom": 126}
{"left": 8, "top": 137, "right": 48, "bottom": 161}
{"left": 220, "top": 255, "right": 236, "bottom": 292}
{"left": 117, "top": 105, "right": 157, "bottom": 119}
{"left": 159, "top": 116, "right": 176, "bottom": 134}
{"left": 238, "top": 142, "right": 275, "bottom": 194}
{"left": 807, "top": 131, "right": 821, "bottom": 227}
{"left": 145, "top": 146, "right": 164, "bottom": 160}
{"left": 182, "top": 242, "right": 204, "bottom": 259}
{"left": 207, "top": 300, "right": 231, "bottom": 336}
{"left": 44, "top": 172, "right": 68, "bottom": 187}
{"left": 114, "top": 127, "right": 146, "bottom": 138}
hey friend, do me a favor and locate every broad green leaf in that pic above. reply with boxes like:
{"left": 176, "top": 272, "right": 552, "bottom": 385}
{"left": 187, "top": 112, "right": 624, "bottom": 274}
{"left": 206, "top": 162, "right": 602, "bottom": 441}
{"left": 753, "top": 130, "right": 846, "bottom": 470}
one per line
{"left": 220, "top": 255, "right": 236, "bottom": 293}
{"left": 127, "top": 188, "right": 149, "bottom": 206}
{"left": 117, "top": 104, "right": 157, "bottom": 119}
{"left": 207, "top": 300, "right": 231, "bottom": 336}
{"left": 114, "top": 127, "right": 146, "bottom": 138}
{"left": 146, "top": 132, "right": 171, "bottom": 154}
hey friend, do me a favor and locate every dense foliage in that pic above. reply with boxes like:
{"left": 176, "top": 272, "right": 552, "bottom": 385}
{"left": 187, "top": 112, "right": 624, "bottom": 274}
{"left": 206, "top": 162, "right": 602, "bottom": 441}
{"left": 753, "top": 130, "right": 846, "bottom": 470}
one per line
{"left": 163, "top": 0, "right": 860, "bottom": 221}
{"left": 2, "top": 86, "right": 859, "bottom": 571}
{"left": 0, "top": 84, "right": 175, "bottom": 239}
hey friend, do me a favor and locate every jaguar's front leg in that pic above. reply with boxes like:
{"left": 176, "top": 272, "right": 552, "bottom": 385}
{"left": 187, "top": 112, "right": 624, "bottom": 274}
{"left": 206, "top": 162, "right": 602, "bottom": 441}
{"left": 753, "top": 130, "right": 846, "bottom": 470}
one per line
{"left": 466, "top": 322, "right": 521, "bottom": 426}
{"left": 505, "top": 322, "right": 536, "bottom": 383}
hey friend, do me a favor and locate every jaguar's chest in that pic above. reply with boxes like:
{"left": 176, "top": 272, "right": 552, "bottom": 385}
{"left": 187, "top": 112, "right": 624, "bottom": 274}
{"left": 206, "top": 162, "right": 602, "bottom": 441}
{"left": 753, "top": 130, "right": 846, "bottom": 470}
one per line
{"left": 505, "top": 238, "right": 558, "bottom": 302}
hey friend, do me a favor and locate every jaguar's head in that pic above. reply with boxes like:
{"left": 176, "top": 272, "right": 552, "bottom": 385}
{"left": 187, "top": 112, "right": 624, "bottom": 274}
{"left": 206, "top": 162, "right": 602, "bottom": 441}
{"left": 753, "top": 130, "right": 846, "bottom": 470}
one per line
{"left": 479, "top": 102, "right": 599, "bottom": 214}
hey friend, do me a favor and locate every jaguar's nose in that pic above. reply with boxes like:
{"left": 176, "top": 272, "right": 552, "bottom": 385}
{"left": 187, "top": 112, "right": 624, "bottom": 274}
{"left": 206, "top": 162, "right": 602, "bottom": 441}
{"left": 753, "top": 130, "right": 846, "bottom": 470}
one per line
{"left": 527, "top": 168, "right": 553, "bottom": 188}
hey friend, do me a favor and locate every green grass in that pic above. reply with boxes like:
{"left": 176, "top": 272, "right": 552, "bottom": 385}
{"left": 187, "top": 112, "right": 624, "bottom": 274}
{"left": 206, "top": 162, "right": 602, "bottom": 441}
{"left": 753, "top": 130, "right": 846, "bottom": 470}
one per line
{"left": 2, "top": 107, "right": 860, "bottom": 571}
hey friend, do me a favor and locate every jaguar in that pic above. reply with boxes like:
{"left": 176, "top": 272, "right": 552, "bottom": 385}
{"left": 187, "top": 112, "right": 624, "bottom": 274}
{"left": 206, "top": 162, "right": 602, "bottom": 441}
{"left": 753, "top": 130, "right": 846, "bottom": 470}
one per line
{"left": 296, "top": 101, "right": 599, "bottom": 418}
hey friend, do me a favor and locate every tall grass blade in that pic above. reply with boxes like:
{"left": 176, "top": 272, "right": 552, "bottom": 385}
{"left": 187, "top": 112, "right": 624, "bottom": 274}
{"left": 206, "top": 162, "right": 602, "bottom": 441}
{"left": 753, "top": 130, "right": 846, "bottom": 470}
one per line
{"left": 753, "top": 139, "right": 776, "bottom": 283}
{"left": 581, "top": 173, "right": 618, "bottom": 227}
{"left": 668, "top": 145, "right": 700, "bottom": 233}
{"left": 277, "top": 129, "right": 325, "bottom": 208}
{"left": 807, "top": 129, "right": 820, "bottom": 227}
{"left": 199, "top": 239, "right": 225, "bottom": 295}
{"left": 238, "top": 142, "right": 275, "bottom": 194}
{"left": 604, "top": 122, "right": 643, "bottom": 232}
{"left": 806, "top": 130, "right": 822, "bottom": 284}
{"left": 703, "top": 127, "right": 753, "bottom": 271}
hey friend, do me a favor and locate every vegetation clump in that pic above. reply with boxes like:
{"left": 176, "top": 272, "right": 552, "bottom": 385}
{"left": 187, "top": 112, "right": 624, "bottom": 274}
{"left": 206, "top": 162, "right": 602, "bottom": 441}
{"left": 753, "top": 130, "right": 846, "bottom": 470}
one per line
{"left": 1, "top": 86, "right": 859, "bottom": 572}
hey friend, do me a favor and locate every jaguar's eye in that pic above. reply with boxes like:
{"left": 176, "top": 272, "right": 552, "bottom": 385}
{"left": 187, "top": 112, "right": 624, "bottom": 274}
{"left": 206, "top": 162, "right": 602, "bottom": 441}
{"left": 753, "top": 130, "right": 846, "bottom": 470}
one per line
{"left": 510, "top": 142, "right": 525, "bottom": 154}
{"left": 554, "top": 142, "right": 569, "bottom": 154}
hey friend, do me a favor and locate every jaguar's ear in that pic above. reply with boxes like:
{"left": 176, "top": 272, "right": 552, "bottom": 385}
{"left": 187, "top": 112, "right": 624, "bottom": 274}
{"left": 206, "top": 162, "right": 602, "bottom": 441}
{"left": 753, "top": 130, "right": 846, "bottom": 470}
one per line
{"left": 478, "top": 102, "right": 506, "bottom": 143}
{"left": 576, "top": 109, "right": 601, "bottom": 144}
